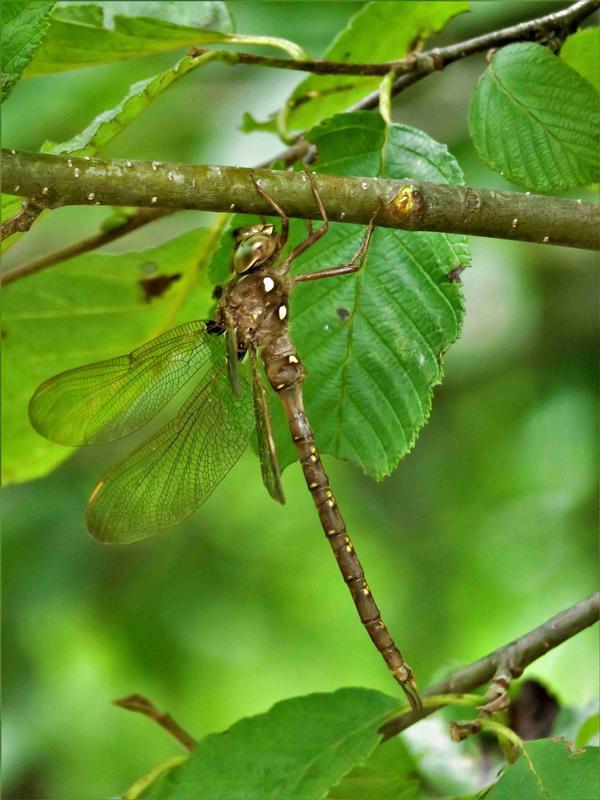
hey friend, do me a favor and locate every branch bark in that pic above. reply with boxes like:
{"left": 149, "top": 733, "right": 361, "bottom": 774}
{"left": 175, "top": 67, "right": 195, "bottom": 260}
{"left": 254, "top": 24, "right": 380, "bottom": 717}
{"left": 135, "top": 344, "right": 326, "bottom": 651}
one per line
{"left": 381, "top": 592, "right": 600, "bottom": 740}
{"left": 2, "top": 150, "right": 597, "bottom": 251}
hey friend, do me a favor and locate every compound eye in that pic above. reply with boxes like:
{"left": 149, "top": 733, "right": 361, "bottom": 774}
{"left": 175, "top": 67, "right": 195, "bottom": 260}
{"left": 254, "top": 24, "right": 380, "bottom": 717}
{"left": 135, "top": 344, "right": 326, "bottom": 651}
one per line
{"left": 233, "top": 234, "right": 276, "bottom": 273}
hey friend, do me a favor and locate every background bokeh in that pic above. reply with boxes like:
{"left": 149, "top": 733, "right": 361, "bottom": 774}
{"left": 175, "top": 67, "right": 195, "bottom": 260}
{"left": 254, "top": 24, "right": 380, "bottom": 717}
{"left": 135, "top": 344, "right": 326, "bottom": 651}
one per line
{"left": 3, "top": 3, "right": 598, "bottom": 798}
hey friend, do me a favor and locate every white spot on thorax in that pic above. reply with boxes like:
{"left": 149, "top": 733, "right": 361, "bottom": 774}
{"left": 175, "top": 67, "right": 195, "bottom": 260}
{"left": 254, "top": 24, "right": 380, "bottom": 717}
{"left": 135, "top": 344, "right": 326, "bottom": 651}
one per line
{"left": 263, "top": 277, "right": 275, "bottom": 292}
{"left": 278, "top": 305, "right": 287, "bottom": 320}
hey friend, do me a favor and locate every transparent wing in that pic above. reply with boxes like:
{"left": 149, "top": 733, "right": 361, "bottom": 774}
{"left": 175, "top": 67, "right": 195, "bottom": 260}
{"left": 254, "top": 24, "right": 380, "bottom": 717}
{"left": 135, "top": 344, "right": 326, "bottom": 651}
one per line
{"left": 87, "top": 357, "right": 255, "bottom": 543}
{"left": 250, "top": 348, "right": 285, "bottom": 505}
{"left": 29, "top": 321, "right": 224, "bottom": 445}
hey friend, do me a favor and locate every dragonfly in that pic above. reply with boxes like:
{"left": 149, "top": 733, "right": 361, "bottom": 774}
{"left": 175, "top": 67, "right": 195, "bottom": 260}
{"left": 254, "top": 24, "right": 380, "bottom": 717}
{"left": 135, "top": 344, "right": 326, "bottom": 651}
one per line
{"left": 29, "top": 171, "right": 421, "bottom": 710}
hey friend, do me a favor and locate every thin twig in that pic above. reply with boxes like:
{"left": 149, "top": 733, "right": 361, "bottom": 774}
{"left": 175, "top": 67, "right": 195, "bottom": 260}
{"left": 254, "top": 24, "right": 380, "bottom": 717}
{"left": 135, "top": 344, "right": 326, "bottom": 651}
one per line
{"left": 261, "top": 0, "right": 600, "bottom": 158}
{"left": 114, "top": 694, "right": 197, "bottom": 752}
{"left": 197, "top": 0, "right": 597, "bottom": 85}
{"left": 114, "top": 595, "right": 598, "bottom": 750}
{"left": 350, "top": 0, "right": 600, "bottom": 112}
{"left": 0, "top": 208, "right": 169, "bottom": 286}
{"left": 3, "top": 150, "right": 598, "bottom": 250}
{"left": 381, "top": 592, "right": 600, "bottom": 740}
{"left": 187, "top": 47, "right": 429, "bottom": 77}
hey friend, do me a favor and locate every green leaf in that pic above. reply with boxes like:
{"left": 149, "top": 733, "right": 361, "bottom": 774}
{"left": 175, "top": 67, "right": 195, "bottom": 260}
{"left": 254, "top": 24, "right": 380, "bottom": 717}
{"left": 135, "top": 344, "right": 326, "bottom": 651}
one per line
{"left": 327, "top": 737, "right": 421, "bottom": 799}
{"left": 560, "top": 28, "right": 600, "bottom": 91}
{"left": 2, "top": 228, "right": 213, "bottom": 484}
{"left": 53, "top": 2, "right": 228, "bottom": 30}
{"left": 2, "top": 48, "right": 228, "bottom": 248}
{"left": 25, "top": 1, "right": 233, "bottom": 75}
{"left": 141, "top": 688, "right": 400, "bottom": 800}
{"left": 469, "top": 43, "right": 600, "bottom": 191}
{"left": 252, "top": 112, "right": 467, "bottom": 480}
{"left": 49, "top": 50, "right": 227, "bottom": 157}
{"left": 576, "top": 713, "right": 600, "bottom": 749}
{"left": 1, "top": 1, "right": 55, "bottom": 102}
{"left": 282, "top": 1, "right": 469, "bottom": 134}
{"left": 240, "top": 111, "right": 279, "bottom": 135}
{"left": 486, "top": 739, "right": 599, "bottom": 800}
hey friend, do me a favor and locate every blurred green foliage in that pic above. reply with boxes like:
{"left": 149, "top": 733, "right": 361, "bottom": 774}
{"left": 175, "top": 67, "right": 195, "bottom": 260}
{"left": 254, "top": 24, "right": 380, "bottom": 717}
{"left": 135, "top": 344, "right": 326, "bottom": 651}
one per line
{"left": 2, "top": 2, "right": 598, "bottom": 798}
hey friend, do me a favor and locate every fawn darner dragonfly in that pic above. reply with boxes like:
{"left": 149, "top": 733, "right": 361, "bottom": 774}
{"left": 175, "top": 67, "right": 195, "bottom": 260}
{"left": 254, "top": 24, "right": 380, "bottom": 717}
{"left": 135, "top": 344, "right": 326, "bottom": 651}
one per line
{"left": 29, "top": 172, "right": 421, "bottom": 710}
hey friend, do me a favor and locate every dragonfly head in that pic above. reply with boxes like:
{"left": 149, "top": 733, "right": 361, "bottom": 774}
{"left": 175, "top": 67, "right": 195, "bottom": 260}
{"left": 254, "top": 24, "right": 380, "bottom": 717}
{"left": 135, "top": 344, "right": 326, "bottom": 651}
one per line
{"left": 232, "top": 224, "right": 278, "bottom": 273}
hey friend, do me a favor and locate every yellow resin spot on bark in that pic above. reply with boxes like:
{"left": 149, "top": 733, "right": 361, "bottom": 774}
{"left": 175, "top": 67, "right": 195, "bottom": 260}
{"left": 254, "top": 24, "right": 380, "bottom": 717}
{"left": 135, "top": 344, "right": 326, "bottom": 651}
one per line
{"left": 392, "top": 184, "right": 414, "bottom": 215}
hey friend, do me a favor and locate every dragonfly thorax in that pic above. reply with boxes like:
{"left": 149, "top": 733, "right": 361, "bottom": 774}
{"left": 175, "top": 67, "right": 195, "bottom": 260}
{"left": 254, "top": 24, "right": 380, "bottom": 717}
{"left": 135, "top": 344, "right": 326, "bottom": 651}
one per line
{"left": 219, "top": 270, "right": 290, "bottom": 349}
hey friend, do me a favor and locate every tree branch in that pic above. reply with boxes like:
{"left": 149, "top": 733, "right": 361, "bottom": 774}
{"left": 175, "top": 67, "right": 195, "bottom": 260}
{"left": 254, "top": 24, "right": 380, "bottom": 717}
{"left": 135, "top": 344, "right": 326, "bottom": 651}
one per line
{"left": 2, "top": 150, "right": 597, "bottom": 252}
{"left": 3, "top": 1, "right": 596, "bottom": 277}
{"left": 381, "top": 592, "right": 600, "bottom": 740}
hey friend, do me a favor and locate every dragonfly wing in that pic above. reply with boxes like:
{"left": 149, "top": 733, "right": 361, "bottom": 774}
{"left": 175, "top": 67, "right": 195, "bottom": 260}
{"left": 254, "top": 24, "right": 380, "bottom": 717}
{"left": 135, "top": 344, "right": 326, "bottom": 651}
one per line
{"left": 250, "top": 348, "right": 285, "bottom": 505}
{"left": 87, "top": 357, "right": 255, "bottom": 543}
{"left": 29, "top": 321, "right": 224, "bottom": 445}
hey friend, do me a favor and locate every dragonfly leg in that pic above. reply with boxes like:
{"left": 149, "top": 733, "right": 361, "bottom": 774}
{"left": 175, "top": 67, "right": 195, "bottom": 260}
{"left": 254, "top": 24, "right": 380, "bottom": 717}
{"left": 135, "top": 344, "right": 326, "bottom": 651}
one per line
{"left": 294, "top": 210, "right": 377, "bottom": 284}
{"left": 249, "top": 170, "right": 289, "bottom": 249}
{"left": 278, "top": 170, "right": 329, "bottom": 275}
